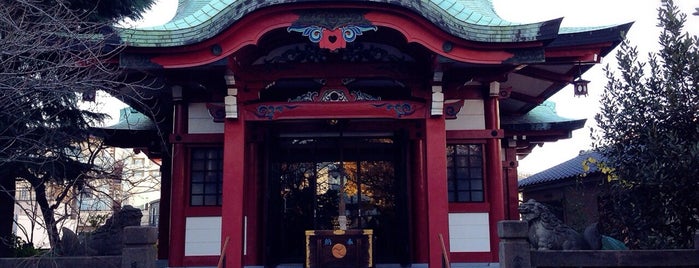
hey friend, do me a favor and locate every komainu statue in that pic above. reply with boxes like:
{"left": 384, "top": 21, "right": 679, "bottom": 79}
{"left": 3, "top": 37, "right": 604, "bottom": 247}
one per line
{"left": 518, "top": 199, "right": 601, "bottom": 250}
{"left": 85, "top": 205, "right": 143, "bottom": 255}
{"left": 61, "top": 205, "right": 143, "bottom": 256}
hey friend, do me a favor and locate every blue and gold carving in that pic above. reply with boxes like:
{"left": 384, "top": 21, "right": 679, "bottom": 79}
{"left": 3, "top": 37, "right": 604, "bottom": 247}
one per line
{"left": 287, "top": 10, "right": 377, "bottom": 51}
{"left": 372, "top": 103, "right": 415, "bottom": 118}
{"left": 288, "top": 91, "right": 319, "bottom": 102}
{"left": 255, "top": 105, "right": 298, "bottom": 119}
{"left": 341, "top": 25, "right": 377, "bottom": 43}
{"left": 288, "top": 89, "right": 380, "bottom": 102}
{"left": 351, "top": 90, "right": 381, "bottom": 101}
{"left": 320, "top": 89, "right": 349, "bottom": 102}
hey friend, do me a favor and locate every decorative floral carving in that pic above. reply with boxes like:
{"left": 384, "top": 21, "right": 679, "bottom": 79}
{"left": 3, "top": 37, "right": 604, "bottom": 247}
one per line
{"left": 372, "top": 102, "right": 415, "bottom": 118}
{"left": 256, "top": 43, "right": 412, "bottom": 66}
{"left": 320, "top": 89, "right": 349, "bottom": 102}
{"left": 351, "top": 90, "right": 381, "bottom": 101}
{"left": 287, "top": 10, "right": 377, "bottom": 51}
{"left": 255, "top": 105, "right": 298, "bottom": 119}
{"left": 288, "top": 89, "right": 380, "bottom": 102}
{"left": 288, "top": 91, "right": 319, "bottom": 102}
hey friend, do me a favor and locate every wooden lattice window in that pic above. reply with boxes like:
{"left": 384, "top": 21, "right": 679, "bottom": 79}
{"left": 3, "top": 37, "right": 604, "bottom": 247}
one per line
{"left": 446, "top": 144, "right": 484, "bottom": 202}
{"left": 190, "top": 147, "right": 223, "bottom": 206}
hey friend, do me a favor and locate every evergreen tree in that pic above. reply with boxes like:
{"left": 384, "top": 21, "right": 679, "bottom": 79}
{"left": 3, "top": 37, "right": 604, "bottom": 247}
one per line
{"left": 594, "top": 0, "right": 699, "bottom": 249}
{"left": 62, "top": 0, "right": 154, "bottom": 22}
{"left": 0, "top": 0, "right": 156, "bottom": 255}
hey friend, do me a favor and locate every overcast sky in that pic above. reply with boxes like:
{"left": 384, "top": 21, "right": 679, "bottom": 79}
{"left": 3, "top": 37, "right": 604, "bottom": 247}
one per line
{"left": 131, "top": 0, "right": 699, "bottom": 175}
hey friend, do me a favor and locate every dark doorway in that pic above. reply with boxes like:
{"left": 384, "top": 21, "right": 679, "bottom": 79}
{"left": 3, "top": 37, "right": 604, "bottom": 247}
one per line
{"left": 263, "top": 129, "right": 410, "bottom": 266}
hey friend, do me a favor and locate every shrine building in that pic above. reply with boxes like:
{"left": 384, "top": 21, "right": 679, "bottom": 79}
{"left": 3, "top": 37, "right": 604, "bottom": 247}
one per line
{"left": 110, "top": 0, "right": 630, "bottom": 267}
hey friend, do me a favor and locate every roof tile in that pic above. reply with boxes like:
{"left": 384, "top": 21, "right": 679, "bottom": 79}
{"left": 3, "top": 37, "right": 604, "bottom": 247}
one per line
{"left": 466, "top": 13, "right": 482, "bottom": 24}
{"left": 448, "top": 2, "right": 466, "bottom": 14}
{"left": 437, "top": 0, "right": 455, "bottom": 11}
{"left": 519, "top": 151, "right": 604, "bottom": 188}
{"left": 114, "top": 0, "right": 625, "bottom": 48}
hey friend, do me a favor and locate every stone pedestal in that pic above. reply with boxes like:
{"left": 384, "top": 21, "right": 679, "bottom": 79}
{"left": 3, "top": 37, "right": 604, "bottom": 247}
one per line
{"left": 122, "top": 226, "right": 158, "bottom": 268}
{"left": 498, "top": 220, "right": 531, "bottom": 268}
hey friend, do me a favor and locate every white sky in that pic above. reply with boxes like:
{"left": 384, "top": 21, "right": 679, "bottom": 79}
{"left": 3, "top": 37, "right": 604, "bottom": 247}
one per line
{"left": 494, "top": 0, "right": 699, "bottom": 175}
{"left": 132, "top": 0, "right": 699, "bottom": 176}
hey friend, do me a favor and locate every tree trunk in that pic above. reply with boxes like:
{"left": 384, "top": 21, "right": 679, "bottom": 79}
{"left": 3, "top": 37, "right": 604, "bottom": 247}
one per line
{"left": 0, "top": 176, "right": 16, "bottom": 257}
{"left": 32, "top": 182, "right": 61, "bottom": 254}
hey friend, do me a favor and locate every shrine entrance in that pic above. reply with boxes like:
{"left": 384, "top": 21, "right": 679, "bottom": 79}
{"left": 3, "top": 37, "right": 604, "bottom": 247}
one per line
{"left": 261, "top": 121, "right": 411, "bottom": 266}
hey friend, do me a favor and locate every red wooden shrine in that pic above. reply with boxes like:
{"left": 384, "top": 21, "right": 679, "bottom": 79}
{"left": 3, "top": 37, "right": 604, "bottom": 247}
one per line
{"left": 110, "top": 1, "right": 631, "bottom": 267}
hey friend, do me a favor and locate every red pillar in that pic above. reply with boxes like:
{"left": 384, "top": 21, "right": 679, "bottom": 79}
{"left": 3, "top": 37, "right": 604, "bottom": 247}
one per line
{"left": 484, "top": 82, "right": 505, "bottom": 261}
{"left": 222, "top": 113, "right": 246, "bottom": 268}
{"left": 504, "top": 146, "right": 520, "bottom": 220}
{"left": 169, "top": 96, "right": 187, "bottom": 267}
{"left": 243, "top": 142, "right": 259, "bottom": 265}
{"left": 412, "top": 138, "right": 428, "bottom": 263}
{"left": 424, "top": 116, "right": 450, "bottom": 267}
{"left": 157, "top": 153, "right": 171, "bottom": 260}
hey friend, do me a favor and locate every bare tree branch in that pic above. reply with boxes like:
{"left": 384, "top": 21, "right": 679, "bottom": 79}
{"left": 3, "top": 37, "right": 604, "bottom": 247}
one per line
{"left": 0, "top": 0, "right": 161, "bottom": 253}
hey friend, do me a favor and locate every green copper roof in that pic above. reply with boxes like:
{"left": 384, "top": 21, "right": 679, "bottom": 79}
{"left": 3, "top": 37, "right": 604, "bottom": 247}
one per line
{"left": 116, "top": 0, "right": 563, "bottom": 47}
{"left": 501, "top": 101, "right": 586, "bottom": 132}
{"left": 104, "top": 107, "right": 155, "bottom": 131}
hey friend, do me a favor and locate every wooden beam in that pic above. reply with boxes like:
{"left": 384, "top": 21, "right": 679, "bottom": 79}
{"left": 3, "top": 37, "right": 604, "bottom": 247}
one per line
{"left": 508, "top": 91, "right": 545, "bottom": 104}
{"left": 516, "top": 66, "right": 573, "bottom": 83}
{"left": 169, "top": 134, "right": 224, "bottom": 144}
{"left": 545, "top": 43, "right": 612, "bottom": 61}
{"left": 446, "top": 129, "right": 504, "bottom": 139}
{"left": 242, "top": 101, "right": 427, "bottom": 121}
{"left": 443, "top": 83, "right": 485, "bottom": 99}
{"left": 236, "top": 62, "right": 423, "bottom": 82}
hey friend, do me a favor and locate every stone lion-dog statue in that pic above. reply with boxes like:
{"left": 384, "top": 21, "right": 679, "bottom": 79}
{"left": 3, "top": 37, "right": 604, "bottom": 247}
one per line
{"left": 518, "top": 199, "right": 601, "bottom": 250}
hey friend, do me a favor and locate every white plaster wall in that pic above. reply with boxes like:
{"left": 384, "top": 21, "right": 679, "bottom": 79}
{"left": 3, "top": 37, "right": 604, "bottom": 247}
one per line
{"left": 445, "top": 100, "right": 485, "bottom": 130}
{"left": 185, "top": 216, "right": 222, "bottom": 256}
{"left": 188, "top": 103, "right": 224, "bottom": 134}
{"left": 448, "top": 212, "right": 491, "bottom": 252}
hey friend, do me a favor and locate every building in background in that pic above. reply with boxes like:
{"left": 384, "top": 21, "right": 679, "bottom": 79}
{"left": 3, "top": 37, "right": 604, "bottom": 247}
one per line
{"left": 118, "top": 148, "right": 162, "bottom": 226}
{"left": 519, "top": 150, "right": 607, "bottom": 231}
{"left": 13, "top": 181, "right": 77, "bottom": 249}
{"left": 12, "top": 146, "right": 161, "bottom": 246}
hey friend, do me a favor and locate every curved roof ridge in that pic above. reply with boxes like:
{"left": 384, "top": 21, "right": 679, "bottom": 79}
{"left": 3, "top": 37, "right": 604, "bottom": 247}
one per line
{"left": 424, "top": 0, "right": 563, "bottom": 41}
{"left": 548, "top": 22, "right": 633, "bottom": 51}
{"left": 170, "top": 0, "right": 210, "bottom": 22}
{"left": 116, "top": 0, "right": 566, "bottom": 47}
{"left": 439, "top": 0, "right": 510, "bottom": 26}
{"left": 451, "top": 0, "right": 516, "bottom": 26}
{"left": 123, "top": 0, "right": 229, "bottom": 31}
{"left": 559, "top": 22, "right": 633, "bottom": 34}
